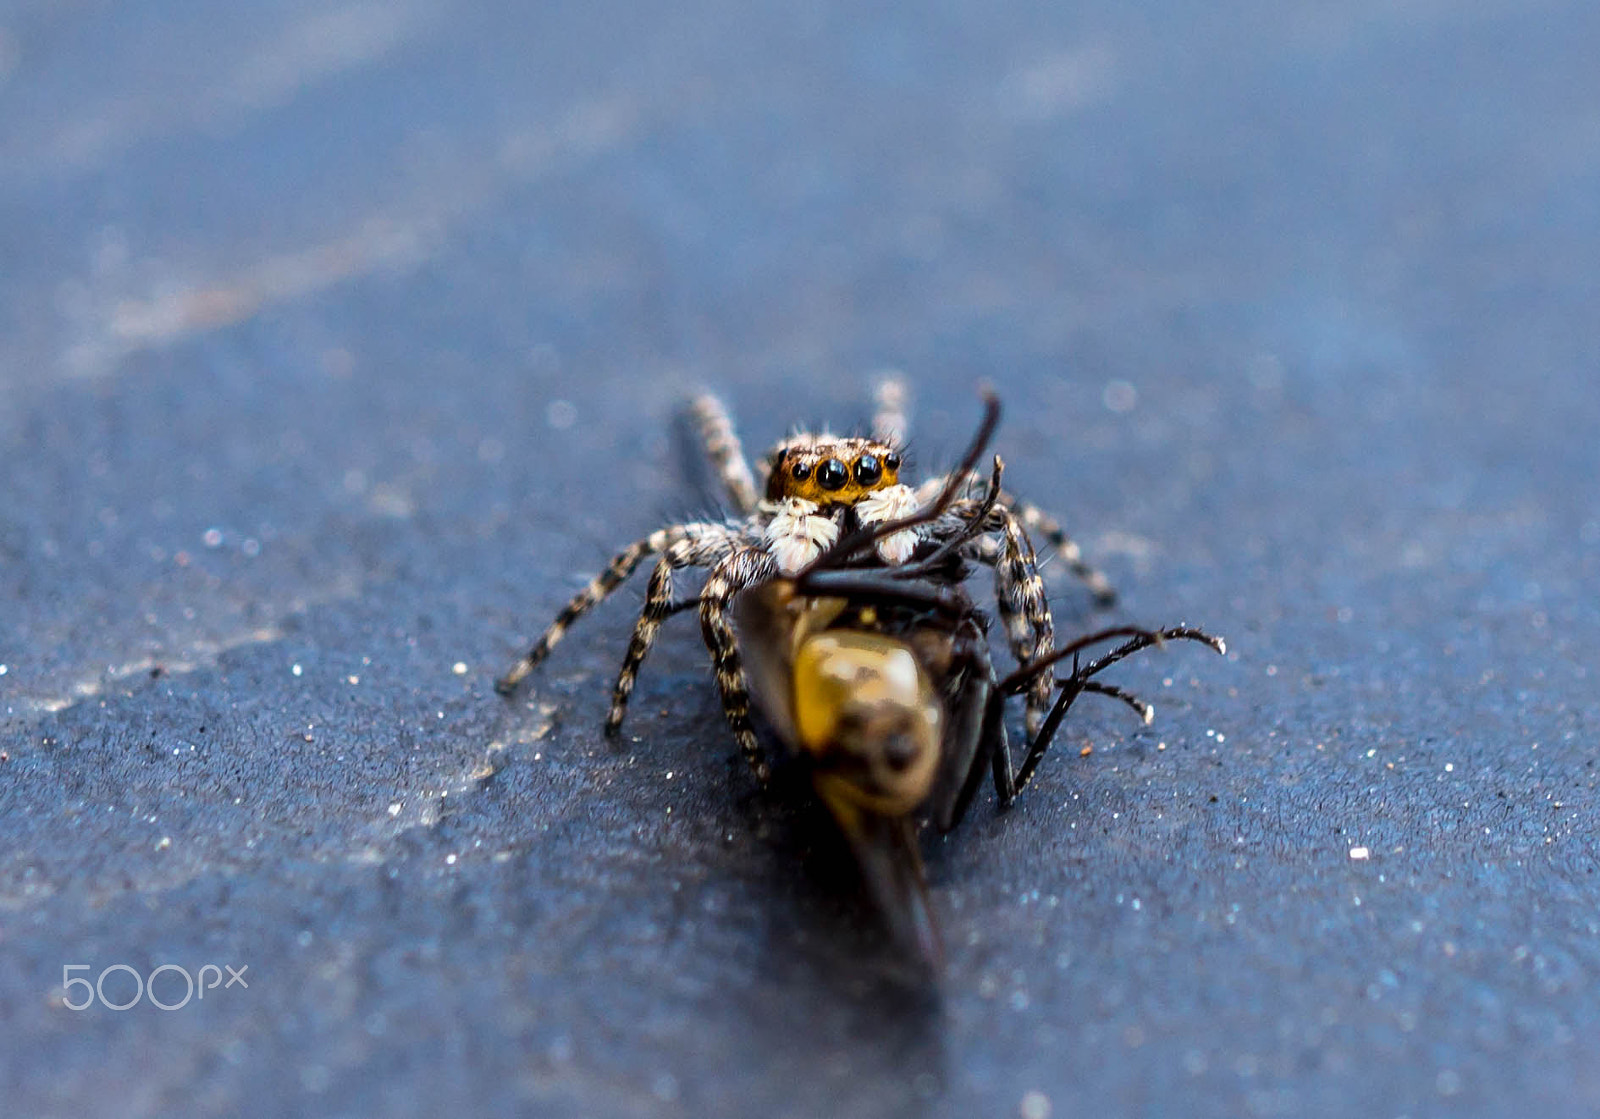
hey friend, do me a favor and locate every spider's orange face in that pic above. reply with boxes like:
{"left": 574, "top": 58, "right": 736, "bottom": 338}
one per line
{"left": 764, "top": 436, "right": 903, "bottom": 505}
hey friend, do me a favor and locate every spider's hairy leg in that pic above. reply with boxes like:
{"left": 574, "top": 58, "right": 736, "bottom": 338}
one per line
{"left": 991, "top": 506, "right": 1055, "bottom": 738}
{"left": 495, "top": 522, "right": 735, "bottom": 697}
{"left": 917, "top": 473, "right": 1117, "bottom": 605}
{"left": 699, "top": 545, "right": 780, "bottom": 783}
{"left": 605, "top": 533, "right": 737, "bottom": 734}
{"left": 872, "top": 375, "right": 909, "bottom": 445}
{"left": 1009, "top": 497, "right": 1116, "bottom": 605}
{"left": 688, "top": 393, "right": 760, "bottom": 515}
{"left": 917, "top": 487, "right": 1054, "bottom": 734}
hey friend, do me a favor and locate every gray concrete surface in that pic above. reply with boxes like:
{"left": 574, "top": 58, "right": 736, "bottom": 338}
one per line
{"left": 3, "top": 2, "right": 1598, "bottom": 1116}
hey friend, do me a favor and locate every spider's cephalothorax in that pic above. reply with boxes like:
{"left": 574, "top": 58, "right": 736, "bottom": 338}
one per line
{"left": 757, "top": 433, "right": 919, "bottom": 571}
{"left": 495, "top": 381, "right": 1119, "bottom": 779}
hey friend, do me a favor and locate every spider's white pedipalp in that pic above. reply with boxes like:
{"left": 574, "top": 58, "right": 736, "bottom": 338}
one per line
{"left": 855, "top": 483, "right": 920, "bottom": 564}
{"left": 763, "top": 497, "right": 841, "bottom": 575}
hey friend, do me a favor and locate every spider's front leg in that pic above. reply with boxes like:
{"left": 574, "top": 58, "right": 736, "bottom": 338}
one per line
{"left": 698, "top": 546, "right": 781, "bottom": 782}
{"left": 605, "top": 529, "right": 742, "bottom": 734}
{"left": 853, "top": 483, "right": 921, "bottom": 564}
{"left": 496, "top": 521, "right": 736, "bottom": 697}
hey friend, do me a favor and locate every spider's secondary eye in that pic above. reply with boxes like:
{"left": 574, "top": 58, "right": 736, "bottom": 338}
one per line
{"left": 883, "top": 451, "right": 901, "bottom": 472}
{"left": 817, "top": 458, "right": 849, "bottom": 491}
{"left": 854, "top": 454, "right": 882, "bottom": 486}
{"left": 790, "top": 459, "right": 812, "bottom": 481}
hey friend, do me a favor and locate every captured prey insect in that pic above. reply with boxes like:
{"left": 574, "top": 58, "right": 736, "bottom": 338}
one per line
{"left": 495, "top": 379, "right": 1117, "bottom": 778}
{"left": 731, "top": 398, "right": 1225, "bottom": 965}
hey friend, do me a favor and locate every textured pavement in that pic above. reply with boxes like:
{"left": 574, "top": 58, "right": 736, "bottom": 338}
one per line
{"left": 3, "top": 2, "right": 1599, "bottom": 1116}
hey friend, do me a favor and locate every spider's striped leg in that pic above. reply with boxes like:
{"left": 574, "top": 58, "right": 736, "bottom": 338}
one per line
{"left": 926, "top": 498, "right": 1054, "bottom": 735}
{"left": 920, "top": 473, "right": 1116, "bottom": 604}
{"left": 872, "top": 375, "right": 909, "bottom": 445}
{"left": 1008, "top": 496, "right": 1116, "bottom": 605}
{"left": 496, "top": 522, "right": 735, "bottom": 697}
{"left": 605, "top": 533, "right": 738, "bottom": 734}
{"left": 689, "top": 393, "right": 760, "bottom": 515}
{"left": 990, "top": 507, "right": 1055, "bottom": 737}
{"left": 698, "top": 546, "right": 780, "bottom": 782}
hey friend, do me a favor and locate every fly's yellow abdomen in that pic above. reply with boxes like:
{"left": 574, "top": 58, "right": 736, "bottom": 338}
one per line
{"left": 791, "top": 632, "right": 941, "bottom": 816}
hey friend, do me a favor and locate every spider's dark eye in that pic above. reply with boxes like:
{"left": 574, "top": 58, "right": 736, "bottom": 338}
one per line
{"left": 854, "top": 454, "right": 882, "bottom": 486}
{"left": 816, "top": 458, "right": 849, "bottom": 491}
{"left": 883, "top": 451, "right": 901, "bottom": 472}
{"left": 790, "top": 459, "right": 812, "bottom": 481}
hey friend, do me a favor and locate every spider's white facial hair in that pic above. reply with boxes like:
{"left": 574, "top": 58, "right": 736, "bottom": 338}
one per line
{"left": 763, "top": 498, "right": 840, "bottom": 574}
{"left": 856, "top": 483, "right": 920, "bottom": 564}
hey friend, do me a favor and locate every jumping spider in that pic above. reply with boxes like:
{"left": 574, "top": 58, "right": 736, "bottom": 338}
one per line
{"left": 495, "top": 380, "right": 1116, "bottom": 780}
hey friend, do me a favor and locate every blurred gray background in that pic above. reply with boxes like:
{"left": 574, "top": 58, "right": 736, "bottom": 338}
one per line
{"left": 3, "top": 2, "right": 1598, "bottom": 1116}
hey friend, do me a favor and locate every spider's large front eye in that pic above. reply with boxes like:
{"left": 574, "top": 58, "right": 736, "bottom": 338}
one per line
{"left": 854, "top": 454, "right": 882, "bottom": 486}
{"left": 816, "top": 458, "right": 848, "bottom": 491}
{"left": 790, "top": 459, "right": 812, "bottom": 481}
{"left": 882, "top": 450, "right": 901, "bottom": 472}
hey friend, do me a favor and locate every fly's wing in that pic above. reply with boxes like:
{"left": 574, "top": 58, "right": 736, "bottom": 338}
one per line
{"left": 735, "top": 584, "right": 862, "bottom": 759}
{"left": 826, "top": 801, "right": 942, "bottom": 970}
{"left": 925, "top": 619, "right": 1002, "bottom": 833}
{"left": 732, "top": 583, "right": 804, "bottom": 749}
{"left": 928, "top": 664, "right": 998, "bottom": 833}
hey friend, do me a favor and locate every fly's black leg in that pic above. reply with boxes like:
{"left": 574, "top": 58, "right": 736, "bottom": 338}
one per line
{"left": 1077, "top": 680, "right": 1154, "bottom": 723}
{"left": 1001, "top": 625, "right": 1225, "bottom": 800}
{"left": 1010, "top": 676, "right": 1087, "bottom": 798}
{"left": 1058, "top": 627, "right": 1226, "bottom": 685}
{"left": 789, "top": 570, "right": 970, "bottom": 618}
{"left": 996, "top": 626, "right": 1187, "bottom": 695}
